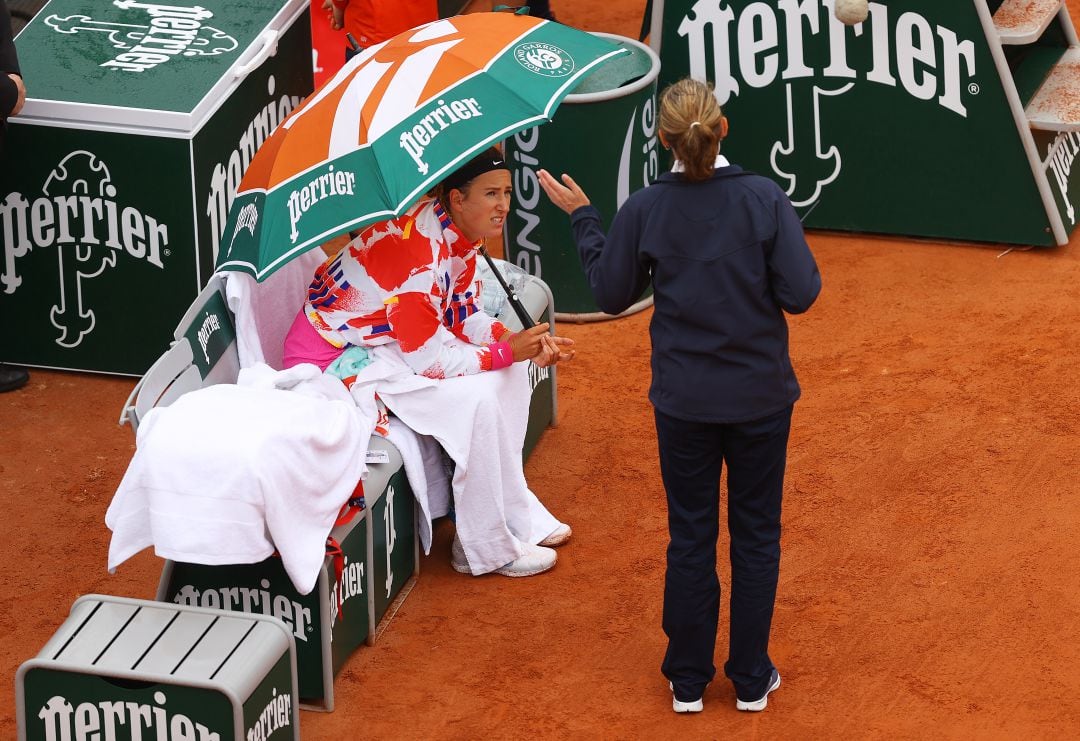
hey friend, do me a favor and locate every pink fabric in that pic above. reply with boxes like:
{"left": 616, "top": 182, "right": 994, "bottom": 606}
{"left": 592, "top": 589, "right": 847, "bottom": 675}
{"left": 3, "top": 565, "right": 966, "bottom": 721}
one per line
{"left": 488, "top": 341, "right": 514, "bottom": 371}
{"left": 283, "top": 310, "right": 344, "bottom": 371}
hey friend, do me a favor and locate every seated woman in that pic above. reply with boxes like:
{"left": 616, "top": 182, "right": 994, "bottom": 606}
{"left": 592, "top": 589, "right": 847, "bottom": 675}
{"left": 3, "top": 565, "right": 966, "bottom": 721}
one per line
{"left": 283, "top": 147, "right": 576, "bottom": 578}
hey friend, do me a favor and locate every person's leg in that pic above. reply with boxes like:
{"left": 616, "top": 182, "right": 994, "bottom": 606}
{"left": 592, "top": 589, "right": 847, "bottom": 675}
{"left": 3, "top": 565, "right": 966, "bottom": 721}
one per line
{"left": 379, "top": 362, "right": 555, "bottom": 574}
{"left": 655, "top": 408, "right": 723, "bottom": 703}
{"left": 721, "top": 405, "right": 792, "bottom": 702}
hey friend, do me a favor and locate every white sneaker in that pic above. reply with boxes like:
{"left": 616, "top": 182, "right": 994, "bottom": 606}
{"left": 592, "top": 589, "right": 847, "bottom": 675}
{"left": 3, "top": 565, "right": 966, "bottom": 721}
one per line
{"left": 669, "top": 682, "right": 703, "bottom": 713}
{"left": 538, "top": 522, "right": 572, "bottom": 547}
{"left": 736, "top": 670, "right": 780, "bottom": 712}
{"left": 452, "top": 538, "right": 557, "bottom": 577}
{"left": 494, "top": 543, "right": 557, "bottom": 577}
{"left": 450, "top": 536, "right": 470, "bottom": 574}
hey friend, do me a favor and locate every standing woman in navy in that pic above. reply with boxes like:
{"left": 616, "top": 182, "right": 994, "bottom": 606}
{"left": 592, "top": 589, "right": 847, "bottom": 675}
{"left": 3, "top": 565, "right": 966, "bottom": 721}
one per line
{"left": 538, "top": 77, "right": 821, "bottom": 714}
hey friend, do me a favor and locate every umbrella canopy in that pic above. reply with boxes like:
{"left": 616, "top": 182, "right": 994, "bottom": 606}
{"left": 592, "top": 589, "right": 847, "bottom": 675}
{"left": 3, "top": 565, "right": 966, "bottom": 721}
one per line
{"left": 216, "top": 12, "right": 629, "bottom": 281}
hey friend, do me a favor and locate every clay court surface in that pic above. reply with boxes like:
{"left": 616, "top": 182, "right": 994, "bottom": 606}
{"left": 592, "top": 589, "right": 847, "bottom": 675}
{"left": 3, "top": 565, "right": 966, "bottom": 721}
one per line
{"left": 5, "top": 1, "right": 1080, "bottom": 738}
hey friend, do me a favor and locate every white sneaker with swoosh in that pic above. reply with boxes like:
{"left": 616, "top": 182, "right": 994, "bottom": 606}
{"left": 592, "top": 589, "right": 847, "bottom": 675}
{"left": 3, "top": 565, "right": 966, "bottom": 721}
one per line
{"left": 736, "top": 669, "right": 781, "bottom": 712}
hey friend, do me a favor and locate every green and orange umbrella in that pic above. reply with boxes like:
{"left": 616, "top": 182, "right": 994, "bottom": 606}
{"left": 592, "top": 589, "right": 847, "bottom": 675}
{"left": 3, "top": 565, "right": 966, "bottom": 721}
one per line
{"left": 215, "top": 12, "right": 628, "bottom": 282}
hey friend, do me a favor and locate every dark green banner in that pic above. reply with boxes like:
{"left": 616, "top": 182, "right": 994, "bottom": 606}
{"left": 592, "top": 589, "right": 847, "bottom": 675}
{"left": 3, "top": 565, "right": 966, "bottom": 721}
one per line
{"left": 653, "top": 0, "right": 1065, "bottom": 246}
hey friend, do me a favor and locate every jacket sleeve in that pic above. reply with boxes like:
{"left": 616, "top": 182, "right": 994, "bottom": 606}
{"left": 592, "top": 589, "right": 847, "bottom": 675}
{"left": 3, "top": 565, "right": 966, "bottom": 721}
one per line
{"left": 766, "top": 189, "right": 821, "bottom": 315}
{"left": 569, "top": 203, "right": 651, "bottom": 315}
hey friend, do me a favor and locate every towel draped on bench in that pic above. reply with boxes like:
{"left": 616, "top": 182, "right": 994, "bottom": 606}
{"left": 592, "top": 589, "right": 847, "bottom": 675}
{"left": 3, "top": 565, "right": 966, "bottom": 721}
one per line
{"left": 106, "top": 364, "right": 370, "bottom": 595}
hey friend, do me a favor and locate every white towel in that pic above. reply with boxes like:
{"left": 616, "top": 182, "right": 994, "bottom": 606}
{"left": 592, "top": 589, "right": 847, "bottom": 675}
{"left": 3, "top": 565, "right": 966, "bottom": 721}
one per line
{"left": 105, "top": 364, "right": 370, "bottom": 595}
{"left": 224, "top": 249, "right": 325, "bottom": 369}
{"left": 384, "top": 419, "right": 452, "bottom": 554}
{"left": 223, "top": 259, "right": 456, "bottom": 557}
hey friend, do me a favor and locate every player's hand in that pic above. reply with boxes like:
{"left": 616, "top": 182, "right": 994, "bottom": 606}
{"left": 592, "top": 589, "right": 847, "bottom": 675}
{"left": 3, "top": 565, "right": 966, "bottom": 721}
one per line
{"left": 531, "top": 333, "right": 576, "bottom": 368}
{"left": 507, "top": 324, "right": 576, "bottom": 366}
{"left": 538, "top": 169, "right": 590, "bottom": 214}
{"left": 508, "top": 323, "right": 552, "bottom": 363}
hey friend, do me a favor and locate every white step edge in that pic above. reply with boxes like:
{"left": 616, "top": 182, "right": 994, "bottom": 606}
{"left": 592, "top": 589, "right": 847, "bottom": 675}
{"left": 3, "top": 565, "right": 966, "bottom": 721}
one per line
{"left": 1026, "top": 46, "right": 1080, "bottom": 130}
{"left": 995, "top": 0, "right": 1063, "bottom": 44}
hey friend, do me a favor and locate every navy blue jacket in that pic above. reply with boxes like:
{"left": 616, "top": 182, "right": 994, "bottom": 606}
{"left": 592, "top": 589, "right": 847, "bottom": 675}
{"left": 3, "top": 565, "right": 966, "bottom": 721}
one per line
{"left": 569, "top": 164, "right": 821, "bottom": 423}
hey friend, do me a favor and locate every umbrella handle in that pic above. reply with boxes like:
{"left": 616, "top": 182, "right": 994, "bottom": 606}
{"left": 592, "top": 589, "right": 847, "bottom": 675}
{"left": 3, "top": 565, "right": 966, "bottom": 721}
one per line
{"left": 479, "top": 247, "right": 537, "bottom": 330}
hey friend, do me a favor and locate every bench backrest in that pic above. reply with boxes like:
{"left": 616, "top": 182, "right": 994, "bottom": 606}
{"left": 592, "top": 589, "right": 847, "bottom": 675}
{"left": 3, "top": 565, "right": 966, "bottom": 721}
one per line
{"left": 118, "top": 275, "right": 240, "bottom": 432}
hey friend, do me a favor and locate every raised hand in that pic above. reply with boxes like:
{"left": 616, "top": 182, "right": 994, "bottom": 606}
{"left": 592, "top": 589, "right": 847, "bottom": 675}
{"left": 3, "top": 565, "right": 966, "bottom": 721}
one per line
{"left": 538, "top": 169, "right": 590, "bottom": 215}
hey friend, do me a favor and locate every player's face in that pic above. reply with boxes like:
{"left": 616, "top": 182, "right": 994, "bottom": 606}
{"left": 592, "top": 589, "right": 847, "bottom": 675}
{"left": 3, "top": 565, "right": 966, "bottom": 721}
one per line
{"left": 451, "top": 169, "right": 512, "bottom": 242}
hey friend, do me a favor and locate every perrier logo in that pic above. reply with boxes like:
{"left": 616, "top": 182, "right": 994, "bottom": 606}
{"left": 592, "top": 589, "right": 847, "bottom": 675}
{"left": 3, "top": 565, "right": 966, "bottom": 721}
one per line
{"left": 678, "top": 0, "right": 979, "bottom": 206}
{"left": 45, "top": 1, "right": 238, "bottom": 73}
{"left": 0, "top": 151, "right": 169, "bottom": 349}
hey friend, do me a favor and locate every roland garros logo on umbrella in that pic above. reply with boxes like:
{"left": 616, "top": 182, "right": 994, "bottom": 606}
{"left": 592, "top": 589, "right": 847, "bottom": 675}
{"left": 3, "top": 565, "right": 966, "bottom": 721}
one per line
{"left": 514, "top": 42, "right": 575, "bottom": 77}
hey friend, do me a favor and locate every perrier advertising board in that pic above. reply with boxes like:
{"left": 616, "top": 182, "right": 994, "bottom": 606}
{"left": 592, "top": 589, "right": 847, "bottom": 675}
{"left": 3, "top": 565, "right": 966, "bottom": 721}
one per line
{"left": 650, "top": 0, "right": 1080, "bottom": 247}
{"left": 0, "top": 0, "right": 314, "bottom": 375}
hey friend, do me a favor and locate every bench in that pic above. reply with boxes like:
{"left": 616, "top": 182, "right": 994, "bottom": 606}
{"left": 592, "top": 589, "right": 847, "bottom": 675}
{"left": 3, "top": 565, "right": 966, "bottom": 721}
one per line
{"left": 118, "top": 255, "right": 558, "bottom": 710}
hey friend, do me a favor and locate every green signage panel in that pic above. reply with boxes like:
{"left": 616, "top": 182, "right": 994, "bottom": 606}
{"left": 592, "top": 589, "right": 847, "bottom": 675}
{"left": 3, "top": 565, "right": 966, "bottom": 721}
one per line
{"left": 22, "top": 668, "right": 235, "bottom": 741}
{"left": 328, "top": 514, "right": 371, "bottom": 682}
{"left": 653, "top": 0, "right": 1068, "bottom": 246}
{"left": 1, "top": 0, "right": 313, "bottom": 375}
{"left": 240, "top": 654, "right": 296, "bottom": 741}
{"left": 15, "top": 0, "right": 286, "bottom": 113}
{"left": 1034, "top": 128, "right": 1080, "bottom": 235}
{"left": 523, "top": 361, "right": 554, "bottom": 460}
{"left": 193, "top": 9, "right": 314, "bottom": 271}
{"left": 371, "top": 470, "right": 417, "bottom": 629}
{"left": 0, "top": 130, "right": 195, "bottom": 375}
{"left": 178, "top": 285, "right": 236, "bottom": 379}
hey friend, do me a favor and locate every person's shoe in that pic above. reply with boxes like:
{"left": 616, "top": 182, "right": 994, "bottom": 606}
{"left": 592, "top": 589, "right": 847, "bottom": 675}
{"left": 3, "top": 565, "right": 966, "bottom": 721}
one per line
{"left": 0, "top": 363, "right": 29, "bottom": 393}
{"left": 452, "top": 538, "right": 557, "bottom": 577}
{"left": 494, "top": 543, "right": 557, "bottom": 577}
{"left": 538, "top": 522, "right": 572, "bottom": 547}
{"left": 450, "top": 536, "right": 470, "bottom": 574}
{"left": 669, "top": 682, "right": 703, "bottom": 713}
{"left": 736, "top": 669, "right": 781, "bottom": 712}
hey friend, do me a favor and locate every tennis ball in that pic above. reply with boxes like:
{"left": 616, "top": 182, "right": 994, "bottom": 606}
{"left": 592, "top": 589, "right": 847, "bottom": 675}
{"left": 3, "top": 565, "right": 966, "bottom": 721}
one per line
{"left": 835, "top": 0, "right": 869, "bottom": 26}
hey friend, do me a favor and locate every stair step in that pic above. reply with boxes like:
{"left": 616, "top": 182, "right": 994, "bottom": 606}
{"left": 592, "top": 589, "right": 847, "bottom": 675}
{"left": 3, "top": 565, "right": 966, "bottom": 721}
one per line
{"left": 1026, "top": 46, "right": 1080, "bottom": 130}
{"left": 995, "top": 0, "right": 1063, "bottom": 44}
{"left": 1007, "top": 45, "right": 1066, "bottom": 105}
